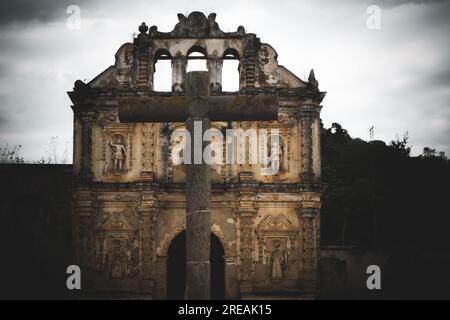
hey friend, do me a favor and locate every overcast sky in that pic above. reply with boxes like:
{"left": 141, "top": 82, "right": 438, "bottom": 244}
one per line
{"left": 0, "top": 0, "right": 449, "bottom": 162}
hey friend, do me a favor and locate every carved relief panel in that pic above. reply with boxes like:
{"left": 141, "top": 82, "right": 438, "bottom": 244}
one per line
{"left": 94, "top": 207, "right": 141, "bottom": 280}
{"left": 253, "top": 213, "right": 298, "bottom": 290}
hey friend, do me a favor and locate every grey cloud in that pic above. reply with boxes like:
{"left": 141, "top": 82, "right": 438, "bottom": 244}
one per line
{"left": 377, "top": 0, "right": 450, "bottom": 7}
{"left": 425, "top": 67, "right": 450, "bottom": 89}
{"left": 0, "top": 62, "right": 6, "bottom": 77}
{"left": 339, "top": 0, "right": 450, "bottom": 7}
{"left": 0, "top": 95, "right": 10, "bottom": 127}
{"left": 0, "top": 0, "right": 92, "bottom": 25}
{"left": 1, "top": 0, "right": 450, "bottom": 159}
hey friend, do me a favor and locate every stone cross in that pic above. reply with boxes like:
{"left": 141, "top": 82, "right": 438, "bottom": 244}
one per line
{"left": 118, "top": 71, "right": 278, "bottom": 299}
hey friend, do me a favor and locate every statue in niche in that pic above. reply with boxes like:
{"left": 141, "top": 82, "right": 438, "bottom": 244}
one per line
{"left": 110, "top": 135, "right": 127, "bottom": 171}
{"left": 110, "top": 239, "right": 125, "bottom": 279}
{"left": 127, "top": 238, "right": 140, "bottom": 278}
{"left": 269, "top": 240, "right": 288, "bottom": 279}
{"left": 279, "top": 139, "right": 287, "bottom": 173}
{"left": 267, "top": 137, "right": 286, "bottom": 174}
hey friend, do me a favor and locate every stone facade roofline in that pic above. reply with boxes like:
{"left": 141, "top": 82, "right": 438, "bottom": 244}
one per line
{"left": 139, "top": 12, "right": 246, "bottom": 39}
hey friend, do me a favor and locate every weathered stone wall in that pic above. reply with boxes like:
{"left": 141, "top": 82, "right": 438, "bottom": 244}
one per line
{"left": 67, "top": 12, "right": 326, "bottom": 299}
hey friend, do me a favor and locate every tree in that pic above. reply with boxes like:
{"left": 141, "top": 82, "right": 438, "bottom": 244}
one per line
{"left": 321, "top": 122, "right": 450, "bottom": 251}
{"left": 36, "top": 136, "right": 69, "bottom": 164}
{"left": 422, "top": 147, "right": 436, "bottom": 158}
{"left": 0, "top": 144, "right": 24, "bottom": 163}
{"left": 389, "top": 132, "right": 411, "bottom": 157}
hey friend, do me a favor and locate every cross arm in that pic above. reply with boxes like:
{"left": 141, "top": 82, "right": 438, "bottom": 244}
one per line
{"left": 206, "top": 95, "right": 278, "bottom": 121}
{"left": 118, "top": 95, "right": 278, "bottom": 123}
{"left": 118, "top": 96, "right": 194, "bottom": 123}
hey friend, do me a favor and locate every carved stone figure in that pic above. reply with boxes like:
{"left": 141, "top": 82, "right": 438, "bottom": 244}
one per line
{"left": 268, "top": 137, "right": 286, "bottom": 174}
{"left": 110, "top": 135, "right": 127, "bottom": 171}
{"left": 269, "top": 240, "right": 288, "bottom": 279}
{"left": 110, "top": 239, "right": 125, "bottom": 279}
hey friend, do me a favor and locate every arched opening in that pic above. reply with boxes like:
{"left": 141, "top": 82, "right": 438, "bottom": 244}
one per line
{"left": 153, "top": 49, "right": 172, "bottom": 91}
{"left": 222, "top": 48, "right": 240, "bottom": 92}
{"left": 166, "top": 230, "right": 225, "bottom": 299}
{"left": 186, "top": 46, "right": 207, "bottom": 73}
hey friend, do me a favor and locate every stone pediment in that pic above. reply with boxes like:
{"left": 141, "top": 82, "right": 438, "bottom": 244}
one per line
{"left": 256, "top": 214, "right": 296, "bottom": 236}
{"left": 97, "top": 208, "right": 138, "bottom": 232}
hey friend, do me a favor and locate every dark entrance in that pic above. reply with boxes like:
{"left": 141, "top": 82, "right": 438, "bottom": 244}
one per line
{"left": 167, "top": 230, "right": 225, "bottom": 299}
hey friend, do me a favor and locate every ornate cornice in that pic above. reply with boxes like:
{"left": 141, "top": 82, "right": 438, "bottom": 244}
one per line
{"left": 145, "top": 12, "right": 246, "bottom": 39}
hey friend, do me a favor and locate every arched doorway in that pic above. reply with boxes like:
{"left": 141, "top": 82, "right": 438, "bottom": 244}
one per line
{"left": 167, "top": 230, "right": 225, "bottom": 299}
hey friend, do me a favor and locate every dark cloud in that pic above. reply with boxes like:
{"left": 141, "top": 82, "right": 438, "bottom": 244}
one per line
{"left": 0, "top": 0, "right": 449, "bottom": 158}
{"left": 426, "top": 67, "right": 450, "bottom": 89}
{"left": 378, "top": 0, "right": 450, "bottom": 7}
{"left": 0, "top": 0, "right": 91, "bottom": 25}
{"left": 420, "top": 1, "right": 450, "bottom": 27}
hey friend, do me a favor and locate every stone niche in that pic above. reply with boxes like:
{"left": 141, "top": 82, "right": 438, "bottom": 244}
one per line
{"left": 254, "top": 210, "right": 299, "bottom": 291}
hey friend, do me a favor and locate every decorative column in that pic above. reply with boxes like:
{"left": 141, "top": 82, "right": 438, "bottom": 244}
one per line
{"left": 171, "top": 52, "right": 187, "bottom": 92}
{"left": 315, "top": 109, "right": 322, "bottom": 179}
{"left": 73, "top": 188, "right": 94, "bottom": 290}
{"left": 237, "top": 193, "right": 257, "bottom": 294}
{"left": 224, "top": 257, "right": 240, "bottom": 299}
{"left": 207, "top": 51, "right": 223, "bottom": 92}
{"left": 79, "top": 113, "right": 94, "bottom": 180}
{"left": 297, "top": 207, "right": 320, "bottom": 295}
{"left": 140, "top": 123, "right": 156, "bottom": 181}
{"left": 297, "top": 106, "right": 316, "bottom": 183}
{"left": 139, "top": 191, "right": 157, "bottom": 296}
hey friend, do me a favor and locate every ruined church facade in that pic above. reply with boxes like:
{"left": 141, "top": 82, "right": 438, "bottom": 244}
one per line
{"left": 68, "top": 12, "right": 325, "bottom": 299}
